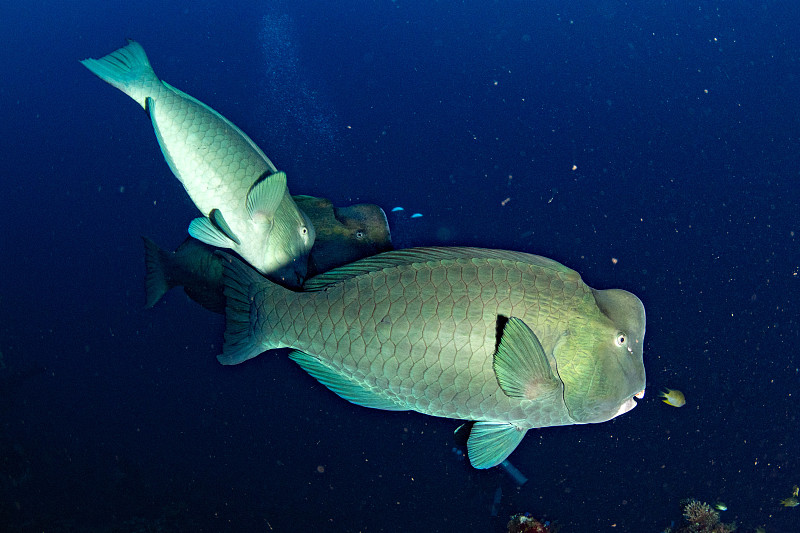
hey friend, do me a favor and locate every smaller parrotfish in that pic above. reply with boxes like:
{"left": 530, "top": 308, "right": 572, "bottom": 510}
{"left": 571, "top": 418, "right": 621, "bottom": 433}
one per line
{"left": 81, "top": 40, "right": 315, "bottom": 281}
{"left": 714, "top": 501, "right": 727, "bottom": 511}
{"left": 659, "top": 388, "right": 686, "bottom": 407}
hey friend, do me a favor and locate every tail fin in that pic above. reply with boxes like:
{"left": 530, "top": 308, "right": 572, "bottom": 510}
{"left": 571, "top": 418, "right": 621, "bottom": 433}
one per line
{"left": 142, "top": 237, "right": 176, "bottom": 308}
{"left": 217, "top": 253, "right": 273, "bottom": 365}
{"left": 80, "top": 40, "right": 159, "bottom": 109}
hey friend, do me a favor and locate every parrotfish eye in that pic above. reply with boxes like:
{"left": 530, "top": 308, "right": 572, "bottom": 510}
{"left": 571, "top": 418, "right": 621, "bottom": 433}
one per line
{"left": 615, "top": 332, "right": 627, "bottom": 347}
{"left": 300, "top": 226, "right": 308, "bottom": 236}
{"left": 355, "top": 230, "right": 365, "bottom": 239}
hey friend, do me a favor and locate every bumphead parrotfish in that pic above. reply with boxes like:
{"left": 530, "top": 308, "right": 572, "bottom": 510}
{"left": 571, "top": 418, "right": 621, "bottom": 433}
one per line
{"left": 292, "top": 196, "right": 393, "bottom": 277}
{"left": 143, "top": 196, "right": 393, "bottom": 314}
{"left": 81, "top": 40, "right": 315, "bottom": 285}
{"left": 218, "top": 247, "right": 646, "bottom": 468}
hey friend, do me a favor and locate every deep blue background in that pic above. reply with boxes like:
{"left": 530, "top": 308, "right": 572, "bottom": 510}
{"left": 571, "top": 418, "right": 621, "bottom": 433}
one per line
{"left": 2, "top": 1, "right": 799, "bottom": 531}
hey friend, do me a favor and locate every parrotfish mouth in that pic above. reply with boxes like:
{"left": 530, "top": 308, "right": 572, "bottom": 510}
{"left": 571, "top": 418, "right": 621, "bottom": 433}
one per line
{"left": 612, "top": 390, "right": 645, "bottom": 419}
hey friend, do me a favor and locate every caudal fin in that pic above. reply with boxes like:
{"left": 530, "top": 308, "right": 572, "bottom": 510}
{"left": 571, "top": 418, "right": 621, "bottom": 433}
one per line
{"left": 81, "top": 40, "right": 160, "bottom": 109}
{"left": 217, "top": 252, "right": 272, "bottom": 365}
{"left": 142, "top": 237, "right": 176, "bottom": 308}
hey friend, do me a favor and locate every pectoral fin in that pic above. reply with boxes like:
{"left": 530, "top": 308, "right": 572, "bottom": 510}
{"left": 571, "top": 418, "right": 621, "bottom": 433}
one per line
{"left": 188, "top": 209, "right": 240, "bottom": 248}
{"left": 467, "top": 422, "right": 527, "bottom": 469}
{"left": 493, "top": 317, "right": 561, "bottom": 400}
{"left": 247, "top": 171, "right": 287, "bottom": 221}
{"left": 289, "top": 350, "right": 407, "bottom": 412}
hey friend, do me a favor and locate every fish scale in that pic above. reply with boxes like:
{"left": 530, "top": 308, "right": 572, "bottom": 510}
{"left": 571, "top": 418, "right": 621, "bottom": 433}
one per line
{"left": 261, "top": 254, "right": 575, "bottom": 419}
{"left": 220, "top": 247, "right": 646, "bottom": 468}
{"left": 152, "top": 96, "right": 257, "bottom": 212}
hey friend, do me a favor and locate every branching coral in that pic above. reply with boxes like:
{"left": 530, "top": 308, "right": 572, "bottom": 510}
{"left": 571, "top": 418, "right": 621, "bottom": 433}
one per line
{"left": 683, "top": 499, "right": 720, "bottom": 529}
{"left": 671, "top": 499, "right": 737, "bottom": 533}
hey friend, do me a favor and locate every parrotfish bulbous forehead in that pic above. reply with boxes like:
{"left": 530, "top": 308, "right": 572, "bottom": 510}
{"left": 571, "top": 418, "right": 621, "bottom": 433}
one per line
{"left": 293, "top": 196, "right": 393, "bottom": 275}
{"left": 555, "top": 288, "right": 646, "bottom": 424}
{"left": 334, "top": 204, "right": 392, "bottom": 243}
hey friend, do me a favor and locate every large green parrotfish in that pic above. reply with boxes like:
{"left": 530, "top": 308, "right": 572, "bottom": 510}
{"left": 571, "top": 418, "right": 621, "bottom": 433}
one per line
{"left": 81, "top": 40, "right": 315, "bottom": 286}
{"left": 142, "top": 196, "right": 393, "bottom": 313}
{"left": 219, "top": 247, "right": 646, "bottom": 469}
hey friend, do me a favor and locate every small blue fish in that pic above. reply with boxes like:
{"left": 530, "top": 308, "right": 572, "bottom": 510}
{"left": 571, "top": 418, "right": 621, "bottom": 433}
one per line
{"left": 391, "top": 207, "right": 404, "bottom": 212}
{"left": 410, "top": 213, "right": 423, "bottom": 218}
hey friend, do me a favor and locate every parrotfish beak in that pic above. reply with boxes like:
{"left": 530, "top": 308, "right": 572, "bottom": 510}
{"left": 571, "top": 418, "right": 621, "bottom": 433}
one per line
{"left": 610, "top": 389, "right": 645, "bottom": 419}
{"left": 612, "top": 397, "right": 638, "bottom": 418}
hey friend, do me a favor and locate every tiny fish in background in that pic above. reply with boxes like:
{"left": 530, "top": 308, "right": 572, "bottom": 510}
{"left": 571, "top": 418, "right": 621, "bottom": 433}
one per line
{"left": 659, "top": 388, "right": 686, "bottom": 407}
{"left": 780, "top": 496, "right": 798, "bottom": 507}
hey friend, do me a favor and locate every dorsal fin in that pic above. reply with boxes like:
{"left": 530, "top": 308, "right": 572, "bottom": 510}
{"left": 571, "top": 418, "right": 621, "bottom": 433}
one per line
{"left": 303, "top": 246, "right": 575, "bottom": 291}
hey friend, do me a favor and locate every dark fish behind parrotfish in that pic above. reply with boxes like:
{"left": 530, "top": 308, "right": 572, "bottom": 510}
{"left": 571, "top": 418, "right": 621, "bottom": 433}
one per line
{"left": 143, "top": 237, "right": 225, "bottom": 312}
{"left": 218, "top": 247, "right": 646, "bottom": 469}
{"left": 293, "top": 195, "right": 393, "bottom": 278}
{"left": 143, "top": 196, "right": 393, "bottom": 313}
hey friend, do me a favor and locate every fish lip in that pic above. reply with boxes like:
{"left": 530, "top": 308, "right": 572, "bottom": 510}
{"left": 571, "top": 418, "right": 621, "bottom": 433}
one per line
{"left": 613, "top": 397, "right": 638, "bottom": 418}
{"left": 634, "top": 389, "right": 645, "bottom": 399}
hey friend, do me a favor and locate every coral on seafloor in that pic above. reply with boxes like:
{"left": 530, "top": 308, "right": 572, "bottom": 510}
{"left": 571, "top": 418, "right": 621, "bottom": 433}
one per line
{"left": 507, "top": 513, "right": 557, "bottom": 533}
{"left": 662, "top": 499, "right": 737, "bottom": 533}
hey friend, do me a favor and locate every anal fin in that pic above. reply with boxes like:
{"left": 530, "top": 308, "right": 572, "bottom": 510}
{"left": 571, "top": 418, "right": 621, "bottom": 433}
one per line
{"left": 289, "top": 350, "right": 407, "bottom": 411}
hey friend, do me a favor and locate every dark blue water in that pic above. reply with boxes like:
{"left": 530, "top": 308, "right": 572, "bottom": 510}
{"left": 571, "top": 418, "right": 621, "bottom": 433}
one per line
{"left": 2, "top": 1, "right": 799, "bottom": 531}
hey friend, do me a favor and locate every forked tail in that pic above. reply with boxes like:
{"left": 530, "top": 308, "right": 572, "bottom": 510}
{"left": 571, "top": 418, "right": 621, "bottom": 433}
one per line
{"left": 81, "top": 40, "right": 160, "bottom": 109}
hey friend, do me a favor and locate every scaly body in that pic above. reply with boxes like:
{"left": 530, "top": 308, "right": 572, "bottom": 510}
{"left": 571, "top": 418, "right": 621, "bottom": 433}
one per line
{"left": 82, "top": 40, "right": 314, "bottom": 282}
{"left": 221, "top": 247, "right": 646, "bottom": 468}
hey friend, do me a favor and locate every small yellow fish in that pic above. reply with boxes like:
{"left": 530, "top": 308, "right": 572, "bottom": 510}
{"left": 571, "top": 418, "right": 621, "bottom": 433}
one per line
{"left": 714, "top": 501, "right": 727, "bottom": 511}
{"left": 780, "top": 496, "right": 799, "bottom": 507}
{"left": 793, "top": 485, "right": 799, "bottom": 497}
{"left": 659, "top": 388, "right": 686, "bottom": 407}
